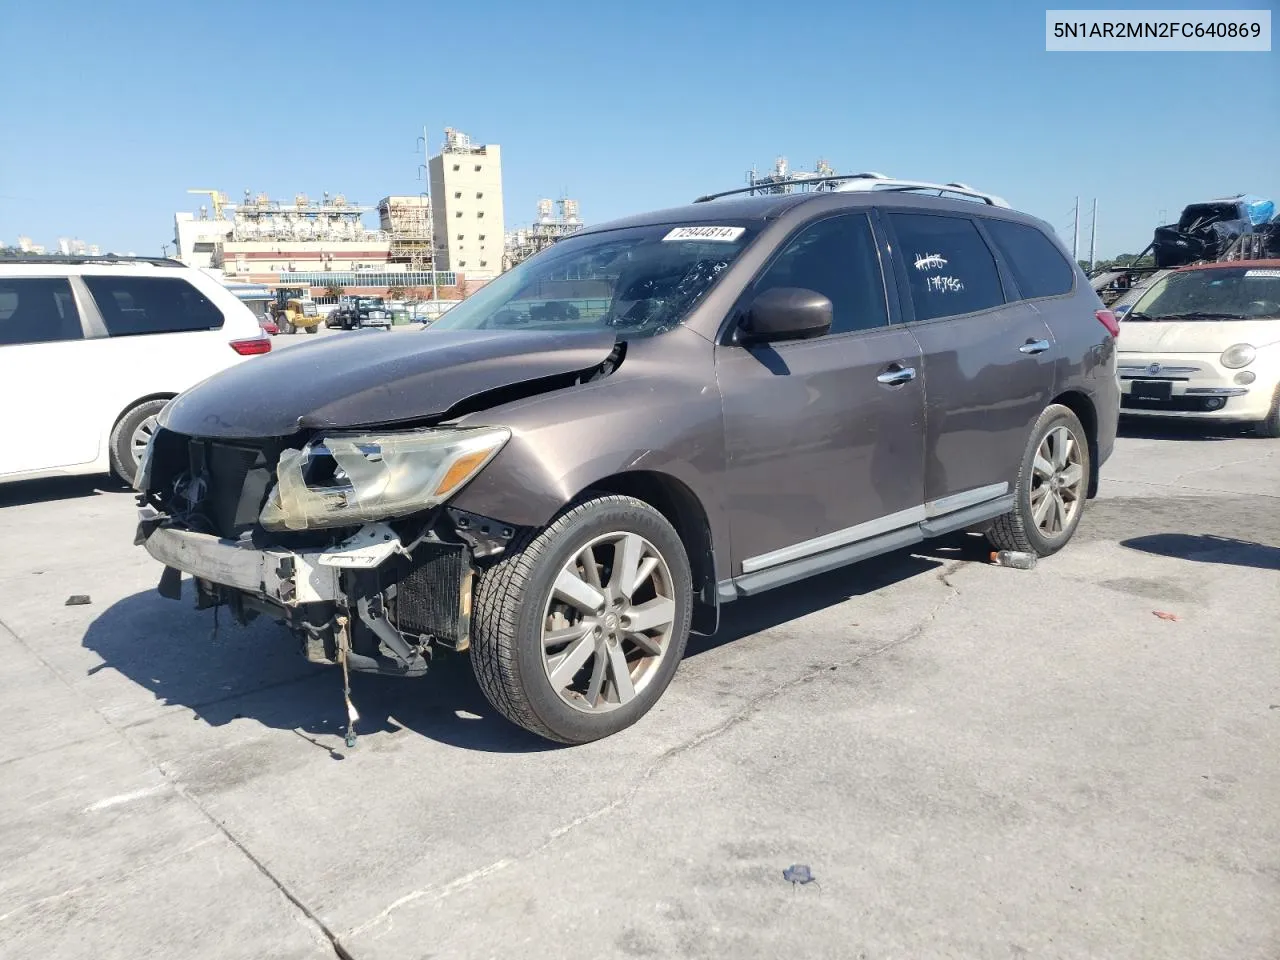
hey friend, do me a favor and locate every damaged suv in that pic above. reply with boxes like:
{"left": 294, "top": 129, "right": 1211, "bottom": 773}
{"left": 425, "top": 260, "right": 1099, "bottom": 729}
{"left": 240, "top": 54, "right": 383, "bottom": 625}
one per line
{"left": 135, "top": 176, "right": 1119, "bottom": 744}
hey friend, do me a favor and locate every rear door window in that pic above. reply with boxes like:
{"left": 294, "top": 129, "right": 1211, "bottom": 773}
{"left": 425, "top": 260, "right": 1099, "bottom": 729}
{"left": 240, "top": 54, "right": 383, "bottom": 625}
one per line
{"left": 984, "top": 218, "right": 1075, "bottom": 299}
{"left": 750, "top": 213, "right": 889, "bottom": 335}
{"left": 0, "top": 278, "right": 84, "bottom": 346}
{"left": 83, "top": 276, "right": 224, "bottom": 336}
{"left": 888, "top": 213, "right": 1006, "bottom": 321}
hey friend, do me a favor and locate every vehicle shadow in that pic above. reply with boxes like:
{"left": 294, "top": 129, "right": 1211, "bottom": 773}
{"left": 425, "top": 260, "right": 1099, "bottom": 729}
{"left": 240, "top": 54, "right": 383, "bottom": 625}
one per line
{"left": 1122, "top": 533, "right": 1280, "bottom": 571}
{"left": 83, "top": 546, "right": 947, "bottom": 755}
{"left": 0, "top": 475, "right": 130, "bottom": 507}
{"left": 689, "top": 543, "right": 949, "bottom": 656}
{"left": 1117, "top": 418, "right": 1248, "bottom": 442}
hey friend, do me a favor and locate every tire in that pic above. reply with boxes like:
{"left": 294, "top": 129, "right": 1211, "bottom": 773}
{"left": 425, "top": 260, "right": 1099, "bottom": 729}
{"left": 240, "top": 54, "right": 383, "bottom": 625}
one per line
{"left": 471, "top": 494, "right": 693, "bottom": 744}
{"left": 986, "top": 404, "right": 1091, "bottom": 558}
{"left": 305, "top": 324, "right": 318, "bottom": 334}
{"left": 109, "top": 398, "right": 168, "bottom": 484}
{"left": 1254, "top": 386, "right": 1280, "bottom": 439}
{"left": 282, "top": 319, "right": 295, "bottom": 335}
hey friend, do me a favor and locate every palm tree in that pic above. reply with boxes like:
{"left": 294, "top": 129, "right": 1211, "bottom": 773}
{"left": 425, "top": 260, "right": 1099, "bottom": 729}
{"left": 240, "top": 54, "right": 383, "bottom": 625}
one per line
{"left": 324, "top": 283, "right": 344, "bottom": 301}
{"left": 388, "top": 285, "right": 407, "bottom": 301}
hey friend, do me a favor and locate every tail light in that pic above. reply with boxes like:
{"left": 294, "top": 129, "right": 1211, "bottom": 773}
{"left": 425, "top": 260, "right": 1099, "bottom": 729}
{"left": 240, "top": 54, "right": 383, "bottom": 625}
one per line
{"left": 1096, "top": 309, "right": 1119, "bottom": 338}
{"left": 230, "top": 337, "right": 272, "bottom": 356}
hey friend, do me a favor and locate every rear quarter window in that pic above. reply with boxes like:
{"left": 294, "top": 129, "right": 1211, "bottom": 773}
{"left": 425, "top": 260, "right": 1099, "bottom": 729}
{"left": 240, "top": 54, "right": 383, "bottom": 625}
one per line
{"left": 83, "top": 276, "right": 224, "bottom": 337}
{"left": 984, "top": 219, "right": 1075, "bottom": 300}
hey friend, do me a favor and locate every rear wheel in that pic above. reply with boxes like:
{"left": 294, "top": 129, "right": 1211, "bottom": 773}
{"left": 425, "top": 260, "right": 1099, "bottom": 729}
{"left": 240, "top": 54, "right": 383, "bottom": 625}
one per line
{"left": 987, "top": 404, "right": 1091, "bottom": 557}
{"left": 109, "top": 398, "right": 168, "bottom": 484}
{"left": 305, "top": 324, "right": 318, "bottom": 334}
{"left": 471, "top": 495, "right": 693, "bottom": 744}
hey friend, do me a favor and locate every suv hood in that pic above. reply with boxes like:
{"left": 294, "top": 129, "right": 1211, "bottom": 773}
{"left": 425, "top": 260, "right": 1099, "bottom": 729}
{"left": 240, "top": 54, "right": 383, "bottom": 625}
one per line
{"left": 160, "top": 328, "right": 619, "bottom": 439}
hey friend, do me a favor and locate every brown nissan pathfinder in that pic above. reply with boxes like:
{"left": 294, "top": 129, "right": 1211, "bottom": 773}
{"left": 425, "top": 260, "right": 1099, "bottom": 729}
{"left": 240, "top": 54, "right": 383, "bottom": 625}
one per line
{"left": 135, "top": 175, "right": 1120, "bottom": 743}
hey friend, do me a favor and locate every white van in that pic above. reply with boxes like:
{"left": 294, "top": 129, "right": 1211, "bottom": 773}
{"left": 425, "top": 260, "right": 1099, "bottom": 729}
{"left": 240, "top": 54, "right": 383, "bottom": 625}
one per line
{"left": 1116, "top": 260, "right": 1280, "bottom": 438}
{"left": 0, "top": 256, "right": 271, "bottom": 485}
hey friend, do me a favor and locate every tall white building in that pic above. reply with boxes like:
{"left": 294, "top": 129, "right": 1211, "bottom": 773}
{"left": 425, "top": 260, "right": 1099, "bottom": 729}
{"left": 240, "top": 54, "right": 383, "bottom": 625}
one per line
{"left": 428, "top": 128, "right": 505, "bottom": 280}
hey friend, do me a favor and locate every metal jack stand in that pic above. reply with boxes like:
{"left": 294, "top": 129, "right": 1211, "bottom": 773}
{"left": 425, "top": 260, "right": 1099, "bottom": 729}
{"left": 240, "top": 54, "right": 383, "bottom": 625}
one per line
{"left": 335, "top": 614, "right": 359, "bottom": 749}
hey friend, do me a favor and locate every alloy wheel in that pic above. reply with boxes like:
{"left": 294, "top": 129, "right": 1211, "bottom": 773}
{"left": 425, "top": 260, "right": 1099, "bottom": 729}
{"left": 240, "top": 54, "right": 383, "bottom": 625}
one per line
{"left": 1029, "top": 425, "right": 1083, "bottom": 538}
{"left": 540, "top": 532, "right": 677, "bottom": 714}
{"left": 130, "top": 415, "right": 158, "bottom": 467}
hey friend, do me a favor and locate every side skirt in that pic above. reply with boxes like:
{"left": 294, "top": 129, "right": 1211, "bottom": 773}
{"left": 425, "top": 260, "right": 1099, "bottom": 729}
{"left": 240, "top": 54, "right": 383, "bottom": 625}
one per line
{"left": 716, "top": 492, "right": 1015, "bottom": 602}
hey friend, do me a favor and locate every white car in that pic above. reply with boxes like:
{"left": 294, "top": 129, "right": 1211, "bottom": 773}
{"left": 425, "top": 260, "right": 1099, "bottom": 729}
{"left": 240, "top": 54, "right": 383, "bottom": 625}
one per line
{"left": 1116, "top": 260, "right": 1280, "bottom": 438}
{"left": 0, "top": 256, "right": 271, "bottom": 485}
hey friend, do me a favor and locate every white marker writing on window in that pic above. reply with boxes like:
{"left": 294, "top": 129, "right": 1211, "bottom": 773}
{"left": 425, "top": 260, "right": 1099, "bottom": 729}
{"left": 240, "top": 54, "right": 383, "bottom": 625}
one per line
{"left": 914, "top": 253, "right": 947, "bottom": 271}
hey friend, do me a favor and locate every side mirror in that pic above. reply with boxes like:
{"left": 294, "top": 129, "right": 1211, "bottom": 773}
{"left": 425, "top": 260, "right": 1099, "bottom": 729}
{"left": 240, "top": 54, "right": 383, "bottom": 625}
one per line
{"left": 740, "top": 287, "right": 832, "bottom": 344}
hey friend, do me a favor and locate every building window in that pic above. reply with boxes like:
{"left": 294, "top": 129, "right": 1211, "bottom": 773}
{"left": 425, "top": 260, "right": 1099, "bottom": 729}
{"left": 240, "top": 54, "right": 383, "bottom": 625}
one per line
{"left": 478, "top": 234, "right": 485, "bottom": 241}
{"left": 480, "top": 260, "right": 487, "bottom": 267}
{"left": 454, "top": 191, "right": 461, "bottom": 199}
{"left": 455, "top": 211, "right": 463, "bottom": 218}
{"left": 457, "top": 234, "right": 464, "bottom": 241}
{"left": 476, "top": 192, "right": 483, "bottom": 199}
{"left": 452, "top": 164, "right": 460, "bottom": 171}
{"left": 459, "top": 260, "right": 466, "bottom": 267}
{"left": 474, "top": 164, "right": 481, "bottom": 172}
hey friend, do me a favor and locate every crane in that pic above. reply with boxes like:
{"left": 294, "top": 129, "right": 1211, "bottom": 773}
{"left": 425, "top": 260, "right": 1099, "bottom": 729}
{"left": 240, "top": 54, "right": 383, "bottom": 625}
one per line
{"left": 187, "top": 189, "right": 231, "bottom": 220}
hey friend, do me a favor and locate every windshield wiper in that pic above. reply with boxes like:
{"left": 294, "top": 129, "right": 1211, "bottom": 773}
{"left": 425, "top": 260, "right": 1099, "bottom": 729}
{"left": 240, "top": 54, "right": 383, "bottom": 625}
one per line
{"left": 1161, "top": 311, "right": 1246, "bottom": 321}
{"left": 1124, "top": 311, "right": 1153, "bottom": 321}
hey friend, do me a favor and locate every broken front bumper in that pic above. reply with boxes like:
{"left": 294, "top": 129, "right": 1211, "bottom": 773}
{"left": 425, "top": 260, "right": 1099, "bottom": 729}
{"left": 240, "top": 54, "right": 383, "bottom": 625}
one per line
{"left": 137, "top": 508, "right": 405, "bottom": 607}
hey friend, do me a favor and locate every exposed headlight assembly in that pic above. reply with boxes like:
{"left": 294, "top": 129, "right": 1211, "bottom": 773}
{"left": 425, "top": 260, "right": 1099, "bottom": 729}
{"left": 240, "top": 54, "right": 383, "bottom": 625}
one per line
{"left": 259, "top": 427, "right": 510, "bottom": 531}
{"left": 1220, "top": 343, "right": 1256, "bottom": 369}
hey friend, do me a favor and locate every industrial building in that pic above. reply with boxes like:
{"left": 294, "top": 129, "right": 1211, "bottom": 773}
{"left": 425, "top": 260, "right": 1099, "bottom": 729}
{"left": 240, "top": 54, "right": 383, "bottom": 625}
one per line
{"left": 504, "top": 198, "right": 584, "bottom": 270}
{"left": 745, "top": 156, "right": 839, "bottom": 194}
{"left": 171, "top": 189, "right": 457, "bottom": 298}
{"left": 428, "top": 128, "right": 505, "bottom": 279}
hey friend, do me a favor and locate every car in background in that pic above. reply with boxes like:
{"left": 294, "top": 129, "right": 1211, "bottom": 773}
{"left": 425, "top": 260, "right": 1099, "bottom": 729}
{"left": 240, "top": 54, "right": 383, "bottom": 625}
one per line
{"left": 359, "top": 299, "right": 392, "bottom": 330}
{"left": 259, "top": 317, "right": 279, "bottom": 336}
{"left": 1117, "top": 260, "right": 1280, "bottom": 437}
{"left": 0, "top": 254, "right": 271, "bottom": 485}
{"left": 135, "top": 175, "right": 1119, "bottom": 744}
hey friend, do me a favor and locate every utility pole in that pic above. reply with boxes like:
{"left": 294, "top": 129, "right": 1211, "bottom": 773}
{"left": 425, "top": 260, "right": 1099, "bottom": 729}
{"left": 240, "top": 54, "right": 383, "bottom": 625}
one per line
{"left": 416, "top": 124, "right": 440, "bottom": 311}
{"left": 1072, "top": 196, "right": 1080, "bottom": 263}
{"left": 1088, "top": 198, "right": 1098, "bottom": 272}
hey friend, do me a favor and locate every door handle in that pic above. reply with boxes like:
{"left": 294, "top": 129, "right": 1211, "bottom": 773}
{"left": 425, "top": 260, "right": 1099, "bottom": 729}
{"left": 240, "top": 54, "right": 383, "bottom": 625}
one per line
{"left": 877, "top": 365, "right": 917, "bottom": 386}
{"left": 1020, "top": 339, "right": 1051, "bottom": 355}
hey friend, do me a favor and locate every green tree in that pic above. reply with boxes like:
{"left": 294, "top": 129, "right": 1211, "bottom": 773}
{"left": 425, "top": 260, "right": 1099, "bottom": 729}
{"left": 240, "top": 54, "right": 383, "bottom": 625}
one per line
{"left": 388, "top": 285, "right": 407, "bottom": 301}
{"left": 324, "top": 283, "right": 344, "bottom": 300}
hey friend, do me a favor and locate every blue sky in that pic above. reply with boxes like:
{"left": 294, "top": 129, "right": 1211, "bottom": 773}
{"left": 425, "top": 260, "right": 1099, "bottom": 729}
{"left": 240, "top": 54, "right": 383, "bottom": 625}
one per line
{"left": 2, "top": 0, "right": 1276, "bottom": 258}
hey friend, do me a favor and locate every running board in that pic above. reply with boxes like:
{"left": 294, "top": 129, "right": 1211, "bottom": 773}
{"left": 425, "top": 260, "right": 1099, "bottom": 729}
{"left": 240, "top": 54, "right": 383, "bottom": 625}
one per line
{"left": 717, "top": 494, "right": 1015, "bottom": 601}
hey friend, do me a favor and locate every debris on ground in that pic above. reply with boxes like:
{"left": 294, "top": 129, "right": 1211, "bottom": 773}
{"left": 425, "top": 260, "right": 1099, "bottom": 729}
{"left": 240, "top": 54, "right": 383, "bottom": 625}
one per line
{"left": 1153, "top": 610, "right": 1180, "bottom": 622}
{"left": 990, "top": 550, "right": 1037, "bottom": 570}
{"left": 64, "top": 595, "right": 91, "bottom": 606}
{"left": 782, "top": 864, "right": 815, "bottom": 886}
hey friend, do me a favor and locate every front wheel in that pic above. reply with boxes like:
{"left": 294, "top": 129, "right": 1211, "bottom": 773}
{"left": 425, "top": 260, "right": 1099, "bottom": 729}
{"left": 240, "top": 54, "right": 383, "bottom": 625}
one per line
{"left": 305, "top": 324, "right": 318, "bottom": 335}
{"left": 471, "top": 495, "right": 693, "bottom": 744}
{"left": 1254, "top": 385, "right": 1280, "bottom": 439}
{"left": 986, "top": 404, "right": 1091, "bottom": 557}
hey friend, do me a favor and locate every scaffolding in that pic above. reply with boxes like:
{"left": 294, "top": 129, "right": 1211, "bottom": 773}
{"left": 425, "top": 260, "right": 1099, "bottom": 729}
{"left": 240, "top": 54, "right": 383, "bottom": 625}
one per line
{"left": 503, "top": 198, "right": 584, "bottom": 270}
{"left": 379, "top": 195, "right": 434, "bottom": 270}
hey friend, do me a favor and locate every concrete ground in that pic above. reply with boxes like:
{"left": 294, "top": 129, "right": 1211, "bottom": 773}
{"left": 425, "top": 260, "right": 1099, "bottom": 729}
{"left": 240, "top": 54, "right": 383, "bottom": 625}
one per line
{"left": 0, "top": 414, "right": 1276, "bottom": 960}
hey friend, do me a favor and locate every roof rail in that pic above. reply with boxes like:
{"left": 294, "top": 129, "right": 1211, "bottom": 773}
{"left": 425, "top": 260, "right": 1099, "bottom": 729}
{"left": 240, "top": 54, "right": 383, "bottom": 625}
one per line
{"left": 694, "top": 173, "right": 1009, "bottom": 208}
{"left": 0, "top": 254, "right": 186, "bottom": 267}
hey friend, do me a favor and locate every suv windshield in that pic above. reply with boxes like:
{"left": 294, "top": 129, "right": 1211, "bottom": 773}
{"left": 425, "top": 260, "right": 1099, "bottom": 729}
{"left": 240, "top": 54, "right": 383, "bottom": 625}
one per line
{"left": 1128, "top": 266, "right": 1280, "bottom": 321}
{"left": 429, "top": 222, "right": 759, "bottom": 337}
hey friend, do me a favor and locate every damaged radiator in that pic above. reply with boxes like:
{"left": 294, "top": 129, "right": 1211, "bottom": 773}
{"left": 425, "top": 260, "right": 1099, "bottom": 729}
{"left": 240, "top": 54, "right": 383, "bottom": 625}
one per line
{"left": 394, "top": 543, "right": 471, "bottom": 650}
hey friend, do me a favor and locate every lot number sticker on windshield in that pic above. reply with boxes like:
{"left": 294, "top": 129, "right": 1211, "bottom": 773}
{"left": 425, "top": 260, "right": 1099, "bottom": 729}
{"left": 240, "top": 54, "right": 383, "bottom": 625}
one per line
{"left": 663, "top": 226, "right": 745, "bottom": 243}
{"left": 1245, "top": 269, "right": 1280, "bottom": 278}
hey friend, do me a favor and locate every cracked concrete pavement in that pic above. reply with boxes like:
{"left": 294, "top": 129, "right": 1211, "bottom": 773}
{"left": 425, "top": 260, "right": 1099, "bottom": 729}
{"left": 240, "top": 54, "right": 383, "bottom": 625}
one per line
{"left": 0, "top": 421, "right": 1276, "bottom": 959}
